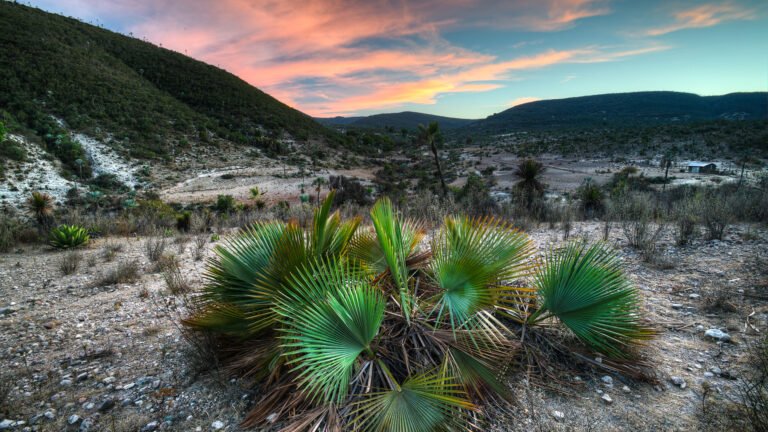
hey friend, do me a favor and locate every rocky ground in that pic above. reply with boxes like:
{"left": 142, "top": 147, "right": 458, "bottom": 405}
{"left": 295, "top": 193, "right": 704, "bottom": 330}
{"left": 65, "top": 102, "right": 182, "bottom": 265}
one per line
{"left": 0, "top": 222, "right": 766, "bottom": 431}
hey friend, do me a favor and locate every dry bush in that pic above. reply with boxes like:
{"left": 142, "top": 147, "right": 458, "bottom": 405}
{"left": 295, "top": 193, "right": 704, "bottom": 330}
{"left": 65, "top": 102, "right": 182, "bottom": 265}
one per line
{"left": 700, "top": 195, "right": 732, "bottom": 240}
{"left": 101, "top": 241, "right": 124, "bottom": 262}
{"left": 154, "top": 253, "right": 179, "bottom": 273}
{"left": 174, "top": 234, "right": 191, "bottom": 254}
{"left": 59, "top": 250, "right": 81, "bottom": 275}
{"left": 144, "top": 235, "right": 167, "bottom": 262}
{"left": 0, "top": 212, "right": 22, "bottom": 252}
{"left": 97, "top": 260, "right": 140, "bottom": 286}
{"left": 162, "top": 259, "right": 190, "bottom": 295}
{"left": 611, "top": 192, "right": 665, "bottom": 249}
{"left": 193, "top": 234, "right": 208, "bottom": 261}
{"left": 701, "top": 285, "right": 740, "bottom": 314}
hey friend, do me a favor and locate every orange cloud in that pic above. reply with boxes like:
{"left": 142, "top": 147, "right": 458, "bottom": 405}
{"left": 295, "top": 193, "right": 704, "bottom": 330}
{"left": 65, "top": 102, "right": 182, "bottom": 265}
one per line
{"left": 647, "top": 3, "right": 756, "bottom": 36}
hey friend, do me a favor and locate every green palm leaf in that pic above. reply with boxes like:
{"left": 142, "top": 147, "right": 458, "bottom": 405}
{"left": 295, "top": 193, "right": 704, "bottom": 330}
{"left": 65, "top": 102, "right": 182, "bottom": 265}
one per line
{"left": 430, "top": 216, "right": 534, "bottom": 328}
{"left": 354, "top": 197, "right": 422, "bottom": 322}
{"left": 309, "top": 189, "right": 361, "bottom": 259}
{"left": 531, "top": 242, "right": 655, "bottom": 358}
{"left": 277, "top": 259, "right": 385, "bottom": 404}
{"left": 349, "top": 365, "right": 475, "bottom": 432}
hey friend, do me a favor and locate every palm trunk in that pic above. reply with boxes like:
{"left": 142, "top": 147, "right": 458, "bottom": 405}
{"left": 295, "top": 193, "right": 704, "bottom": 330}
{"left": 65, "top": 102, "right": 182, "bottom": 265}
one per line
{"left": 430, "top": 142, "right": 448, "bottom": 196}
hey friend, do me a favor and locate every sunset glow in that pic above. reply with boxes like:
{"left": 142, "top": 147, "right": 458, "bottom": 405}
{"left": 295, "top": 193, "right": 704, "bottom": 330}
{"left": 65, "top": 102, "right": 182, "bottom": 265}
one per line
{"left": 31, "top": 0, "right": 767, "bottom": 118}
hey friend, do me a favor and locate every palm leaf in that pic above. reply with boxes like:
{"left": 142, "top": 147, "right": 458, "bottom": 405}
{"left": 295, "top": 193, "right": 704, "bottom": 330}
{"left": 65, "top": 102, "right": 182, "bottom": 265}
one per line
{"left": 531, "top": 241, "right": 655, "bottom": 358}
{"left": 277, "top": 259, "right": 385, "bottom": 404}
{"left": 429, "top": 216, "right": 534, "bottom": 328}
{"left": 350, "top": 198, "right": 421, "bottom": 322}
{"left": 349, "top": 365, "right": 475, "bottom": 432}
{"left": 309, "top": 189, "right": 361, "bottom": 259}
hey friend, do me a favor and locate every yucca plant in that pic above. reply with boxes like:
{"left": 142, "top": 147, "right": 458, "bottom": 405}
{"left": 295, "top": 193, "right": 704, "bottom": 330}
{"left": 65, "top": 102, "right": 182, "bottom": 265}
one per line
{"left": 183, "top": 192, "right": 654, "bottom": 430}
{"left": 49, "top": 224, "right": 90, "bottom": 249}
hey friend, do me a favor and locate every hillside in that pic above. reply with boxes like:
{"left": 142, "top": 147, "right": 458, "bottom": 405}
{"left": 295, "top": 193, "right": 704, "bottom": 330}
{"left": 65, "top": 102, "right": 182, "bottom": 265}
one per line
{"left": 0, "top": 2, "right": 342, "bottom": 164}
{"left": 318, "top": 111, "right": 475, "bottom": 130}
{"left": 468, "top": 91, "right": 767, "bottom": 132}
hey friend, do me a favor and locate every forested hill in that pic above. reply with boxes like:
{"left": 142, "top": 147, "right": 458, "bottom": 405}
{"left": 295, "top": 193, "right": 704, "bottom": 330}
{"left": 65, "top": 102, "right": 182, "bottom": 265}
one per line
{"left": 318, "top": 111, "right": 475, "bottom": 130}
{"left": 468, "top": 91, "right": 767, "bottom": 132}
{"left": 0, "top": 2, "right": 342, "bottom": 160}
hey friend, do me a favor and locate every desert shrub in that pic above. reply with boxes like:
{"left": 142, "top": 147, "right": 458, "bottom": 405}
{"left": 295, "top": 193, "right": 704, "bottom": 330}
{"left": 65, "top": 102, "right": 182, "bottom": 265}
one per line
{"left": 182, "top": 192, "right": 654, "bottom": 429}
{"left": 27, "top": 191, "right": 54, "bottom": 228}
{"left": 0, "top": 138, "right": 26, "bottom": 162}
{"left": 97, "top": 260, "right": 140, "bottom": 285}
{"left": 576, "top": 178, "right": 604, "bottom": 218}
{"left": 162, "top": 259, "right": 190, "bottom": 295}
{"left": 455, "top": 173, "right": 498, "bottom": 216}
{"left": 59, "top": 250, "right": 81, "bottom": 275}
{"left": 0, "top": 213, "right": 21, "bottom": 252}
{"left": 101, "top": 241, "right": 124, "bottom": 262}
{"left": 700, "top": 193, "right": 732, "bottom": 240}
{"left": 673, "top": 197, "right": 699, "bottom": 246}
{"left": 329, "top": 176, "right": 371, "bottom": 207}
{"left": 49, "top": 224, "right": 90, "bottom": 249}
{"left": 214, "top": 194, "right": 235, "bottom": 213}
{"left": 144, "top": 235, "right": 167, "bottom": 262}
{"left": 611, "top": 192, "right": 664, "bottom": 249}
{"left": 193, "top": 234, "right": 207, "bottom": 261}
{"left": 176, "top": 211, "right": 191, "bottom": 232}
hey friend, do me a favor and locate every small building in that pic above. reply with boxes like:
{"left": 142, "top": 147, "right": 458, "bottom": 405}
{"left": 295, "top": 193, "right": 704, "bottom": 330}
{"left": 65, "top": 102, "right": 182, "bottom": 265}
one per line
{"left": 687, "top": 162, "right": 717, "bottom": 174}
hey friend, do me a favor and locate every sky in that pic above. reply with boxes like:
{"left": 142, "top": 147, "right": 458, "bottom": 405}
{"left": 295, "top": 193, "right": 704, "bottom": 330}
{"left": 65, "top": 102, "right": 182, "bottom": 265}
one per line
{"left": 28, "top": 0, "right": 768, "bottom": 119}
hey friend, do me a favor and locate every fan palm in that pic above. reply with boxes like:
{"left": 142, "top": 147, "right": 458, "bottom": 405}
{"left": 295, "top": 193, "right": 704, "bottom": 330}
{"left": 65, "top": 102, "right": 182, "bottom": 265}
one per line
{"left": 513, "top": 159, "right": 546, "bottom": 210}
{"left": 184, "top": 192, "right": 654, "bottom": 431}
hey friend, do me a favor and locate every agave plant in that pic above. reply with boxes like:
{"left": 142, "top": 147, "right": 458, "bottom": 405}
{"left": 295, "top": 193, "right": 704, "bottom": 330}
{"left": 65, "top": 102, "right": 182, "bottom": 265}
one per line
{"left": 49, "top": 224, "right": 90, "bottom": 249}
{"left": 184, "top": 192, "right": 654, "bottom": 431}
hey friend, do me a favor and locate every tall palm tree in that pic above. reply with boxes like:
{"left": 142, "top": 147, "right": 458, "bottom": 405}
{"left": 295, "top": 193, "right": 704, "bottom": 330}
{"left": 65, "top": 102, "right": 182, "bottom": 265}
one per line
{"left": 418, "top": 121, "right": 448, "bottom": 196}
{"left": 183, "top": 193, "right": 654, "bottom": 431}
{"left": 513, "top": 158, "right": 546, "bottom": 209}
{"left": 27, "top": 191, "right": 54, "bottom": 229}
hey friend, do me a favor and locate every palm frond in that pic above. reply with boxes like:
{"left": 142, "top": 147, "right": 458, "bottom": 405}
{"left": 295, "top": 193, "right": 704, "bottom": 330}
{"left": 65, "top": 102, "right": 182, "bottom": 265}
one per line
{"left": 309, "top": 189, "right": 361, "bottom": 259}
{"left": 531, "top": 241, "right": 655, "bottom": 358}
{"left": 357, "top": 198, "right": 424, "bottom": 322}
{"left": 429, "top": 216, "right": 534, "bottom": 328}
{"left": 277, "top": 259, "right": 385, "bottom": 404}
{"left": 349, "top": 364, "right": 475, "bottom": 432}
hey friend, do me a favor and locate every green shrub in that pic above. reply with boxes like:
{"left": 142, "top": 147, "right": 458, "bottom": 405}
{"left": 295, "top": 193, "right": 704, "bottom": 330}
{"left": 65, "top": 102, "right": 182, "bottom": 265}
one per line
{"left": 214, "top": 194, "right": 235, "bottom": 213}
{"left": 49, "top": 225, "right": 90, "bottom": 249}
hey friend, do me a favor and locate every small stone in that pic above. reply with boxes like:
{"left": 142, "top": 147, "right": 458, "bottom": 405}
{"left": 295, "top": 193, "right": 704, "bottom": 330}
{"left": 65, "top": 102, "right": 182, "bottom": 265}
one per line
{"left": 622, "top": 385, "right": 631, "bottom": 393}
{"left": 689, "top": 294, "right": 700, "bottom": 299}
{"left": 704, "top": 329, "right": 731, "bottom": 342}
{"left": 123, "top": 383, "right": 135, "bottom": 390}
{"left": 710, "top": 366, "right": 722, "bottom": 375}
{"left": 84, "top": 402, "right": 95, "bottom": 410}
{"left": 98, "top": 399, "right": 115, "bottom": 413}
{"left": 0, "top": 420, "right": 15, "bottom": 429}
{"left": 77, "top": 373, "right": 88, "bottom": 382}
{"left": 601, "top": 394, "right": 613, "bottom": 404}
{"left": 60, "top": 379, "right": 73, "bottom": 387}
{"left": 703, "top": 372, "right": 714, "bottom": 378}
{"left": 266, "top": 413, "right": 278, "bottom": 424}
{"left": 102, "top": 377, "right": 116, "bottom": 385}
{"left": 671, "top": 303, "right": 683, "bottom": 309}
{"left": 671, "top": 376, "right": 686, "bottom": 389}
{"left": 551, "top": 410, "right": 565, "bottom": 421}
{"left": 141, "top": 421, "right": 159, "bottom": 432}
{"left": 601, "top": 376, "right": 613, "bottom": 385}
{"left": 0, "top": 307, "right": 15, "bottom": 316}
{"left": 80, "top": 418, "right": 95, "bottom": 431}
{"left": 211, "top": 420, "right": 225, "bottom": 430}
{"left": 44, "top": 411, "right": 55, "bottom": 420}
{"left": 68, "top": 415, "right": 82, "bottom": 425}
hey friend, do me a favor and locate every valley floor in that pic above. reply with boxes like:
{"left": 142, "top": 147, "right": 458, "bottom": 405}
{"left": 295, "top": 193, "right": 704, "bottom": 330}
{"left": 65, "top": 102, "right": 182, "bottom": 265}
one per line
{"left": 0, "top": 222, "right": 766, "bottom": 431}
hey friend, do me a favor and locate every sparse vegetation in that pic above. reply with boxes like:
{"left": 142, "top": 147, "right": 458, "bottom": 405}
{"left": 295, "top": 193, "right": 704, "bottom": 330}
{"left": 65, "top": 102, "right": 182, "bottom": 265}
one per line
{"left": 97, "top": 260, "right": 140, "bottom": 285}
{"left": 59, "top": 250, "right": 81, "bottom": 275}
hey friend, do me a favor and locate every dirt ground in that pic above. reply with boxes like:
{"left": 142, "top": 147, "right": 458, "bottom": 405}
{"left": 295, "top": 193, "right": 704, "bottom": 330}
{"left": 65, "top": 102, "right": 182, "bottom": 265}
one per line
{"left": 1, "top": 221, "right": 766, "bottom": 431}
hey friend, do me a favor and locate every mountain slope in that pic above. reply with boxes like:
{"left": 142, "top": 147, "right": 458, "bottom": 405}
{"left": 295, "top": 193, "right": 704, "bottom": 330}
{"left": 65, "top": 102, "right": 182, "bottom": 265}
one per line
{"left": 0, "top": 2, "right": 342, "bottom": 161}
{"left": 318, "top": 111, "right": 475, "bottom": 130}
{"left": 468, "top": 91, "right": 768, "bottom": 132}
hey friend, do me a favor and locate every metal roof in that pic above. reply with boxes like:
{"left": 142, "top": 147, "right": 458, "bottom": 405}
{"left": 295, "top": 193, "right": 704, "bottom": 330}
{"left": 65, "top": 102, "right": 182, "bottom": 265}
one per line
{"left": 687, "top": 161, "right": 716, "bottom": 167}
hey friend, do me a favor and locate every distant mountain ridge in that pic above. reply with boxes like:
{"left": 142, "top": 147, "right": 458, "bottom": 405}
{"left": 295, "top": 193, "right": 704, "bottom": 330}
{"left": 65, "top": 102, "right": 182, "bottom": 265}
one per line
{"left": 467, "top": 91, "right": 767, "bottom": 132}
{"left": 318, "top": 111, "right": 476, "bottom": 130}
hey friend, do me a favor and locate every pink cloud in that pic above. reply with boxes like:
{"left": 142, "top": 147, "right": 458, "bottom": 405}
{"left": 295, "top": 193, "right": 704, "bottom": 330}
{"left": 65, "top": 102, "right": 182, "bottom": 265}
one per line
{"left": 508, "top": 97, "right": 541, "bottom": 107}
{"left": 647, "top": 2, "right": 756, "bottom": 36}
